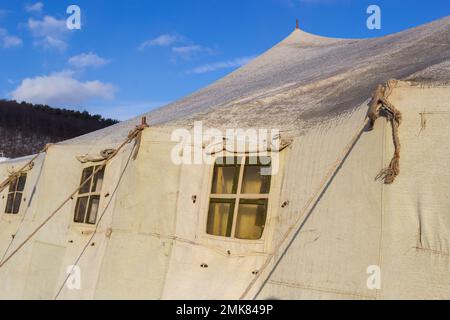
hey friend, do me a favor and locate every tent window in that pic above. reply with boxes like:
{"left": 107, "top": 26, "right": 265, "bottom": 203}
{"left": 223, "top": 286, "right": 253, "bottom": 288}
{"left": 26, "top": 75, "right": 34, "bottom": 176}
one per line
{"left": 207, "top": 156, "right": 271, "bottom": 240}
{"left": 4, "top": 173, "right": 27, "bottom": 215}
{"left": 74, "top": 166, "right": 104, "bottom": 225}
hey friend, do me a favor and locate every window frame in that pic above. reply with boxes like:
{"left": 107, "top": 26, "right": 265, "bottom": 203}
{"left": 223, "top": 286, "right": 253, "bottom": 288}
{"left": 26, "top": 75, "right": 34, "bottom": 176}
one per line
{"left": 4, "top": 173, "right": 27, "bottom": 215}
{"left": 206, "top": 155, "right": 272, "bottom": 240}
{"left": 73, "top": 165, "right": 105, "bottom": 225}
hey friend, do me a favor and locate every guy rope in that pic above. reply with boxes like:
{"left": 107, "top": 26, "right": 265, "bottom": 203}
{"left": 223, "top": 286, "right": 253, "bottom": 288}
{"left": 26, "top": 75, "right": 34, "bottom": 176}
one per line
{"left": 239, "top": 80, "right": 401, "bottom": 299}
{"left": 0, "top": 119, "right": 148, "bottom": 269}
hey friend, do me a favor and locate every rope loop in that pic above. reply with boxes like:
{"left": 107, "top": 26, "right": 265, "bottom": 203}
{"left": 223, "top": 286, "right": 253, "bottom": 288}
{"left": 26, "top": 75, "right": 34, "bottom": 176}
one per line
{"left": 368, "top": 80, "right": 402, "bottom": 185}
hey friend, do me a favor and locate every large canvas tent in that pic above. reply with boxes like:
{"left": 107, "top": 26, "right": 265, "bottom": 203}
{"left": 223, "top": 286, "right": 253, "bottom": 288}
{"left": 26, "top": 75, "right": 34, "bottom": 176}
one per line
{"left": 0, "top": 16, "right": 449, "bottom": 300}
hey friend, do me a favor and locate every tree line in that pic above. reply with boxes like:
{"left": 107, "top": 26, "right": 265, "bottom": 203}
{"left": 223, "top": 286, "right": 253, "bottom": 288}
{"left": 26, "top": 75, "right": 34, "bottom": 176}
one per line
{"left": 0, "top": 99, "right": 119, "bottom": 158}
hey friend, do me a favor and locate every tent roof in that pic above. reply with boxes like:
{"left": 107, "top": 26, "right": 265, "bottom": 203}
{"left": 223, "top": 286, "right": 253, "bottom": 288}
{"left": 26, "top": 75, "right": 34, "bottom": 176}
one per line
{"left": 65, "top": 16, "right": 450, "bottom": 146}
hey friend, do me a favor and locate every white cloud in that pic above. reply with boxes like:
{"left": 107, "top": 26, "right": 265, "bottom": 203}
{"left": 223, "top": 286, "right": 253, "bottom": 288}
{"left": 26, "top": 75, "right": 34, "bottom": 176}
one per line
{"left": 172, "top": 45, "right": 215, "bottom": 55}
{"left": 37, "top": 35, "right": 67, "bottom": 51}
{"left": 187, "top": 56, "right": 255, "bottom": 74}
{"left": 28, "top": 16, "right": 66, "bottom": 37}
{"left": 11, "top": 71, "right": 116, "bottom": 107}
{"left": 27, "top": 15, "right": 68, "bottom": 51}
{"left": 25, "top": 2, "right": 44, "bottom": 13}
{"left": 172, "top": 45, "right": 203, "bottom": 54}
{"left": 138, "top": 34, "right": 181, "bottom": 50}
{"left": 139, "top": 33, "right": 216, "bottom": 61}
{"left": 0, "top": 28, "right": 23, "bottom": 49}
{"left": 3, "top": 35, "right": 23, "bottom": 48}
{"left": 171, "top": 45, "right": 216, "bottom": 61}
{"left": 68, "top": 53, "right": 110, "bottom": 69}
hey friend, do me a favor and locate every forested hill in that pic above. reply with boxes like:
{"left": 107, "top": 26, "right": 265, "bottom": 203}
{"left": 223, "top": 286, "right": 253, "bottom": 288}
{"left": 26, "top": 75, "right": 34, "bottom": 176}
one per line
{"left": 0, "top": 100, "right": 119, "bottom": 159}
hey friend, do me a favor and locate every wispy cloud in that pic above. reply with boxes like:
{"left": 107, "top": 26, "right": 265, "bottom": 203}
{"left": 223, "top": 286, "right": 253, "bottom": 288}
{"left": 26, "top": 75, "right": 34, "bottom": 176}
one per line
{"left": 187, "top": 56, "right": 255, "bottom": 74}
{"left": 0, "top": 28, "right": 23, "bottom": 49}
{"left": 139, "top": 33, "right": 216, "bottom": 62}
{"left": 68, "top": 53, "right": 110, "bottom": 69}
{"left": 11, "top": 71, "right": 116, "bottom": 107}
{"left": 172, "top": 45, "right": 203, "bottom": 54}
{"left": 3, "top": 35, "right": 23, "bottom": 48}
{"left": 27, "top": 15, "right": 69, "bottom": 51}
{"left": 138, "top": 34, "right": 182, "bottom": 50}
{"left": 28, "top": 15, "right": 66, "bottom": 38}
{"left": 172, "top": 45, "right": 216, "bottom": 60}
{"left": 25, "top": 2, "right": 44, "bottom": 14}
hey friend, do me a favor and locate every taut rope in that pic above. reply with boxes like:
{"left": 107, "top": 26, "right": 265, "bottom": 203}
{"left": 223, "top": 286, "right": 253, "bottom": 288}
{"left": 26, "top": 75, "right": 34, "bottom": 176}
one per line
{"left": 0, "top": 122, "right": 148, "bottom": 270}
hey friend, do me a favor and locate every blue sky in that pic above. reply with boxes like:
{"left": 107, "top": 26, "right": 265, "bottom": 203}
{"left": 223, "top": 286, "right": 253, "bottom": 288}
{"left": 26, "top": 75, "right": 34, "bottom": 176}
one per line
{"left": 0, "top": 0, "right": 448, "bottom": 120}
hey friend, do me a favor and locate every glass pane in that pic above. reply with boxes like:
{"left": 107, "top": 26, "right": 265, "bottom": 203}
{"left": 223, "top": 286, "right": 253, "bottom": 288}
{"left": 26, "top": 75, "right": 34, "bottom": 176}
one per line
{"left": 235, "top": 200, "right": 268, "bottom": 240}
{"left": 86, "top": 196, "right": 100, "bottom": 225}
{"left": 74, "top": 196, "right": 88, "bottom": 223}
{"left": 17, "top": 174, "right": 27, "bottom": 192}
{"left": 211, "top": 166, "right": 238, "bottom": 194}
{"left": 206, "top": 200, "right": 235, "bottom": 237}
{"left": 91, "top": 167, "right": 105, "bottom": 193}
{"left": 241, "top": 166, "right": 271, "bottom": 194}
{"left": 5, "top": 193, "right": 14, "bottom": 214}
{"left": 12, "top": 193, "right": 22, "bottom": 214}
{"left": 79, "top": 167, "right": 93, "bottom": 194}
{"left": 8, "top": 177, "right": 17, "bottom": 193}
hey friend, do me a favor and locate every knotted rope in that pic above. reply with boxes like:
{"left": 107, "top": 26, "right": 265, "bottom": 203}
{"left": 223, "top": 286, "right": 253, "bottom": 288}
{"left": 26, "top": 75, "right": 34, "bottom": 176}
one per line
{"left": 368, "top": 80, "right": 402, "bottom": 184}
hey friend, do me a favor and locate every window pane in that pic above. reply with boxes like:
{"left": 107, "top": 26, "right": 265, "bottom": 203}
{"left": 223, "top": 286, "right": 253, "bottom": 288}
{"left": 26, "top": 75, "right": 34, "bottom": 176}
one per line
{"left": 12, "top": 193, "right": 22, "bottom": 214}
{"left": 86, "top": 196, "right": 100, "bottom": 225}
{"left": 5, "top": 193, "right": 14, "bottom": 214}
{"left": 79, "top": 167, "right": 93, "bottom": 194}
{"left": 206, "top": 200, "right": 235, "bottom": 237}
{"left": 211, "top": 166, "right": 239, "bottom": 194}
{"left": 74, "top": 196, "right": 88, "bottom": 223}
{"left": 8, "top": 177, "right": 17, "bottom": 193}
{"left": 17, "top": 174, "right": 27, "bottom": 192}
{"left": 235, "top": 200, "right": 268, "bottom": 240}
{"left": 241, "top": 166, "right": 271, "bottom": 194}
{"left": 91, "top": 167, "right": 104, "bottom": 193}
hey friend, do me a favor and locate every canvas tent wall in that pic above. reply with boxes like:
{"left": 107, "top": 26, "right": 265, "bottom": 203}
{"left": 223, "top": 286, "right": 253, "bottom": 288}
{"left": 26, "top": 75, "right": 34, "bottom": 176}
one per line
{"left": 0, "top": 16, "right": 449, "bottom": 300}
{"left": 257, "top": 82, "right": 450, "bottom": 300}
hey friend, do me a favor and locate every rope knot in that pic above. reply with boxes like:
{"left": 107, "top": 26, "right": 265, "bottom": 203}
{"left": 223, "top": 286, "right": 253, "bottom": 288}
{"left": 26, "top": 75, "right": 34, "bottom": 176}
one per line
{"left": 368, "top": 80, "right": 402, "bottom": 185}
